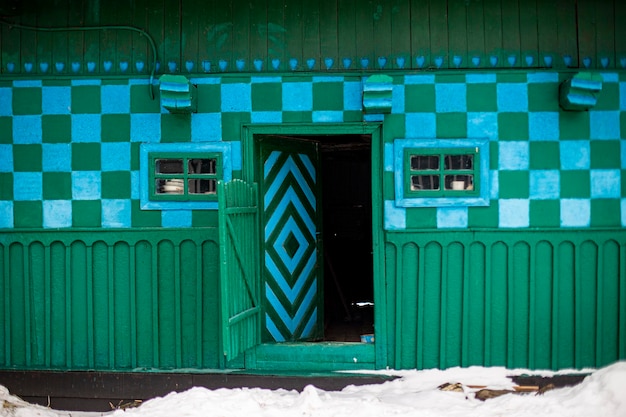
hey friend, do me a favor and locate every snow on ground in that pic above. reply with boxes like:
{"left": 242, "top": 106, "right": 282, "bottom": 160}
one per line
{"left": 1, "top": 362, "right": 625, "bottom": 417}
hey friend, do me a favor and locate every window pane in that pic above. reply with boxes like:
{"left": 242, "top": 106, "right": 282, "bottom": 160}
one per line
{"left": 444, "top": 154, "right": 473, "bottom": 170}
{"left": 156, "top": 159, "right": 184, "bottom": 174}
{"left": 410, "top": 155, "right": 439, "bottom": 171}
{"left": 157, "top": 178, "right": 184, "bottom": 194}
{"left": 188, "top": 179, "right": 217, "bottom": 194}
{"left": 411, "top": 175, "right": 440, "bottom": 191}
{"left": 444, "top": 175, "right": 474, "bottom": 190}
{"left": 188, "top": 158, "right": 217, "bottom": 174}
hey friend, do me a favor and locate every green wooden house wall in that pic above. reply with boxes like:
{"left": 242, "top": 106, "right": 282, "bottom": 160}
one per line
{"left": 0, "top": 0, "right": 625, "bottom": 372}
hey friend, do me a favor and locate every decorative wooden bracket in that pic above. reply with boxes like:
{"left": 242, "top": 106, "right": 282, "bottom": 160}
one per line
{"left": 362, "top": 74, "right": 393, "bottom": 115}
{"left": 159, "top": 75, "right": 197, "bottom": 113}
{"left": 559, "top": 72, "right": 603, "bottom": 111}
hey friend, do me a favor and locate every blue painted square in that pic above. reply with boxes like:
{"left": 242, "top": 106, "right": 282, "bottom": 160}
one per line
{"left": 467, "top": 112, "right": 498, "bottom": 140}
{"left": 0, "top": 88, "right": 12, "bottom": 116}
{"left": 0, "top": 145, "right": 13, "bottom": 172}
{"left": 130, "top": 113, "right": 161, "bottom": 142}
{"left": 252, "top": 111, "right": 282, "bottom": 123}
{"left": 405, "top": 113, "right": 436, "bottom": 138}
{"left": 527, "top": 72, "right": 559, "bottom": 83}
{"left": 622, "top": 199, "right": 626, "bottom": 227}
{"left": 590, "top": 111, "right": 620, "bottom": 139}
{"left": 13, "top": 115, "right": 42, "bottom": 144}
{"left": 191, "top": 112, "right": 221, "bottom": 141}
{"left": 497, "top": 83, "right": 528, "bottom": 112}
{"left": 384, "top": 143, "right": 394, "bottom": 172}
{"left": 499, "top": 199, "right": 529, "bottom": 227}
{"left": 490, "top": 170, "right": 499, "bottom": 199}
{"left": 0, "top": 201, "right": 13, "bottom": 228}
{"left": 437, "top": 207, "right": 468, "bottom": 228}
{"left": 344, "top": 81, "right": 362, "bottom": 111}
{"left": 590, "top": 169, "right": 621, "bottom": 198}
{"left": 72, "top": 171, "right": 101, "bottom": 200}
{"left": 529, "top": 170, "right": 560, "bottom": 199}
{"left": 384, "top": 200, "right": 406, "bottom": 230}
{"left": 42, "top": 86, "right": 71, "bottom": 115}
{"left": 312, "top": 111, "right": 343, "bottom": 123}
{"left": 529, "top": 112, "right": 559, "bottom": 140}
{"left": 13, "top": 172, "right": 42, "bottom": 201}
{"left": 130, "top": 170, "right": 140, "bottom": 199}
{"left": 560, "top": 141, "right": 590, "bottom": 170}
{"left": 72, "top": 114, "right": 101, "bottom": 142}
{"left": 230, "top": 141, "right": 241, "bottom": 171}
{"left": 13, "top": 80, "right": 42, "bottom": 88}
{"left": 436, "top": 83, "right": 466, "bottom": 113}
{"left": 622, "top": 142, "right": 626, "bottom": 169}
{"left": 43, "top": 200, "right": 72, "bottom": 228}
{"left": 42, "top": 144, "right": 71, "bottom": 172}
{"left": 601, "top": 73, "right": 619, "bottom": 82}
{"left": 282, "top": 82, "right": 312, "bottom": 111}
{"left": 391, "top": 84, "right": 405, "bottom": 114}
{"left": 404, "top": 74, "right": 435, "bottom": 84}
{"left": 499, "top": 141, "right": 529, "bottom": 170}
{"left": 101, "top": 143, "right": 131, "bottom": 171}
{"left": 101, "top": 84, "right": 130, "bottom": 114}
{"left": 620, "top": 82, "right": 626, "bottom": 111}
{"left": 466, "top": 74, "right": 496, "bottom": 84}
{"left": 221, "top": 83, "right": 252, "bottom": 112}
{"left": 561, "top": 199, "right": 590, "bottom": 227}
{"left": 102, "top": 199, "right": 131, "bottom": 228}
{"left": 162, "top": 210, "right": 192, "bottom": 228}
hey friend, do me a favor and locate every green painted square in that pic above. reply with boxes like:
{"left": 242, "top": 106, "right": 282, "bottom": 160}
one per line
{"left": 530, "top": 142, "right": 560, "bottom": 169}
{"left": 0, "top": 117, "right": 11, "bottom": 144}
{"left": 560, "top": 170, "right": 590, "bottom": 198}
{"left": 436, "top": 113, "right": 467, "bottom": 138}
{"left": 498, "top": 112, "right": 529, "bottom": 140}
{"left": 466, "top": 84, "right": 497, "bottom": 112}
{"left": 131, "top": 199, "right": 161, "bottom": 227}
{"left": 12, "top": 88, "right": 42, "bottom": 115}
{"left": 622, "top": 113, "right": 626, "bottom": 139}
{"left": 528, "top": 83, "right": 560, "bottom": 112}
{"left": 590, "top": 140, "right": 621, "bottom": 169}
{"left": 383, "top": 172, "right": 395, "bottom": 200}
{"left": 71, "top": 86, "right": 101, "bottom": 114}
{"left": 130, "top": 85, "right": 161, "bottom": 113}
{"left": 622, "top": 170, "right": 626, "bottom": 196}
{"left": 282, "top": 111, "right": 312, "bottom": 123}
{"left": 196, "top": 84, "right": 221, "bottom": 113}
{"left": 42, "top": 115, "right": 71, "bottom": 143}
{"left": 101, "top": 114, "right": 131, "bottom": 142}
{"left": 251, "top": 83, "right": 282, "bottom": 111}
{"left": 344, "top": 111, "right": 362, "bottom": 122}
{"left": 130, "top": 143, "right": 141, "bottom": 170}
{"left": 101, "top": 171, "right": 131, "bottom": 199}
{"left": 13, "top": 144, "right": 42, "bottom": 172}
{"left": 405, "top": 84, "right": 435, "bottom": 112}
{"left": 0, "top": 173, "right": 13, "bottom": 200}
{"left": 160, "top": 113, "right": 191, "bottom": 142}
{"left": 381, "top": 114, "right": 405, "bottom": 141}
{"left": 13, "top": 201, "right": 42, "bottom": 228}
{"left": 221, "top": 112, "right": 250, "bottom": 140}
{"left": 496, "top": 73, "right": 527, "bottom": 83}
{"left": 529, "top": 200, "right": 560, "bottom": 227}
{"left": 405, "top": 207, "right": 437, "bottom": 228}
{"left": 42, "top": 80, "right": 71, "bottom": 87}
{"left": 594, "top": 83, "right": 619, "bottom": 111}
{"left": 490, "top": 142, "right": 499, "bottom": 169}
{"left": 590, "top": 199, "right": 621, "bottom": 227}
{"left": 435, "top": 74, "right": 466, "bottom": 83}
{"left": 468, "top": 201, "right": 499, "bottom": 227}
{"left": 498, "top": 171, "right": 529, "bottom": 198}
{"left": 72, "top": 200, "right": 101, "bottom": 227}
{"left": 559, "top": 111, "right": 590, "bottom": 139}
{"left": 312, "top": 83, "right": 343, "bottom": 111}
{"left": 43, "top": 172, "right": 72, "bottom": 200}
{"left": 192, "top": 210, "right": 218, "bottom": 227}
{"left": 72, "top": 143, "right": 101, "bottom": 171}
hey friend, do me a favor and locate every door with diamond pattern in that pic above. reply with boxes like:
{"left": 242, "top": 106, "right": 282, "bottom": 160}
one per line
{"left": 259, "top": 137, "right": 323, "bottom": 342}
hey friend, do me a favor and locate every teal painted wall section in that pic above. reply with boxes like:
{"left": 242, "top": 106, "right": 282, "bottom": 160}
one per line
{"left": 0, "top": 229, "right": 222, "bottom": 370}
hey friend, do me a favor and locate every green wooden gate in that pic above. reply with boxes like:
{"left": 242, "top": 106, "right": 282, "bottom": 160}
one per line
{"left": 218, "top": 179, "right": 261, "bottom": 361}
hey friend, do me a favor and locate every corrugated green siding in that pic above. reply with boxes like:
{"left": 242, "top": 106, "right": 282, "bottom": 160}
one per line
{"left": 0, "top": 229, "right": 222, "bottom": 370}
{"left": 385, "top": 230, "right": 626, "bottom": 370}
{"left": 1, "top": 0, "right": 625, "bottom": 75}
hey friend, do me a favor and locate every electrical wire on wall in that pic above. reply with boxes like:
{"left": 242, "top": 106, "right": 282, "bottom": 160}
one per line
{"left": 0, "top": 19, "right": 158, "bottom": 99}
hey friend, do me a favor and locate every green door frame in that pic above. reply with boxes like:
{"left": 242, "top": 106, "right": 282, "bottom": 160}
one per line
{"left": 241, "top": 123, "right": 388, "bottom": 369}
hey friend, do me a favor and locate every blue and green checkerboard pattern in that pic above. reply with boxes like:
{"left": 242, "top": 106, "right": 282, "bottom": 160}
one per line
{"left": 0, "top": 71, "right": 625, "bottom": 230}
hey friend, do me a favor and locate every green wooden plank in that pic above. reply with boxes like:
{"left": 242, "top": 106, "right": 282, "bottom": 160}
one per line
{"left": 99, "top": 0, "right": 117, "bottom": 74}
{"left": 208, "top": 0, "right": 233, "bottom": 72}
{"left": 372, "top": 0, "right": 392, "bottom": 70}
{"left": 35, "top": 0, "right": 52, "bottom": 75}
{"left": 390, "top": 0, "right": 411, "bottom": 69}
{"left": 49, "top": 0, "right": 69, "bottom": 75}
{"left": 116, "top": 0, "right": 133, "bottom": 74}
{"left": 198, "top": 0, "right": 217, "bottom": 72}
{"left": 67, "top": 0, "right": 84, "bottom": 75}
{"left": 301, "top": 0, "right": 320, "bottom": 71}
{"left": 232, "top": 0, "right": 252, "bottom": 71}
{"left": 447, "top": 0, "right": 468, "bottom": 69}
{"left": 594, "top": 0, "right": 615, "bottom": 69}
{"left": 557, "top": 0, "right": 578, "bottom": 67}
{"left": 500, "top": 0, "right": 521, "bottom": 68}
{"left": 577, "top": 0, "right": 597, "bottom": 69}
{"left": 536, "top": 0, "right": 559, "bottom": 68}
{"left": 82, "top": 0, "right": 100, "bottom": 74}
{"left": 466, "top": 0, "right": 485, "bottom": 68}
{"left": 616, "top": 0, "right": 626, "bottom": 69}
{"left": 337, "top": 0, "right": 356, "bottom": 70}
{"left": 319, "top": 0, "right": 338, "bottom": 70}
{"left": 162, "top": 0, "right": 181, "bottom": 72}
{"left": 428, "top": 0, "right": 448, "bottom": 69}
{"left": 249, "top": 0, "right": 268, "bottom": 72}
{"left": 131, "top": 0, "right": 149, "bottom": 75}
{"left": 483, "top": 0, "right": 503, "bottom": 68}
{"left": 19, "top": 6, "right": 37, "bottom": 73}
{"left": 354, "top": 0, "right": 373, "bottom": 70}
{"left": 267, "top": 0, "right": 287, "bottom": 71}
{"left": 1, "top": 13, "right": 21, "bottom": 72}
{"left": 148, "top": 1, "right": 165, "bottom": 75}
{"left": 519, "top": 0, "right": 538, "bottom": 68}
{"left": 410, "top": 0, "right": 431, "bottom": 69}
{"left": 284, "top": 0, "right": 302, "bottom": 70}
